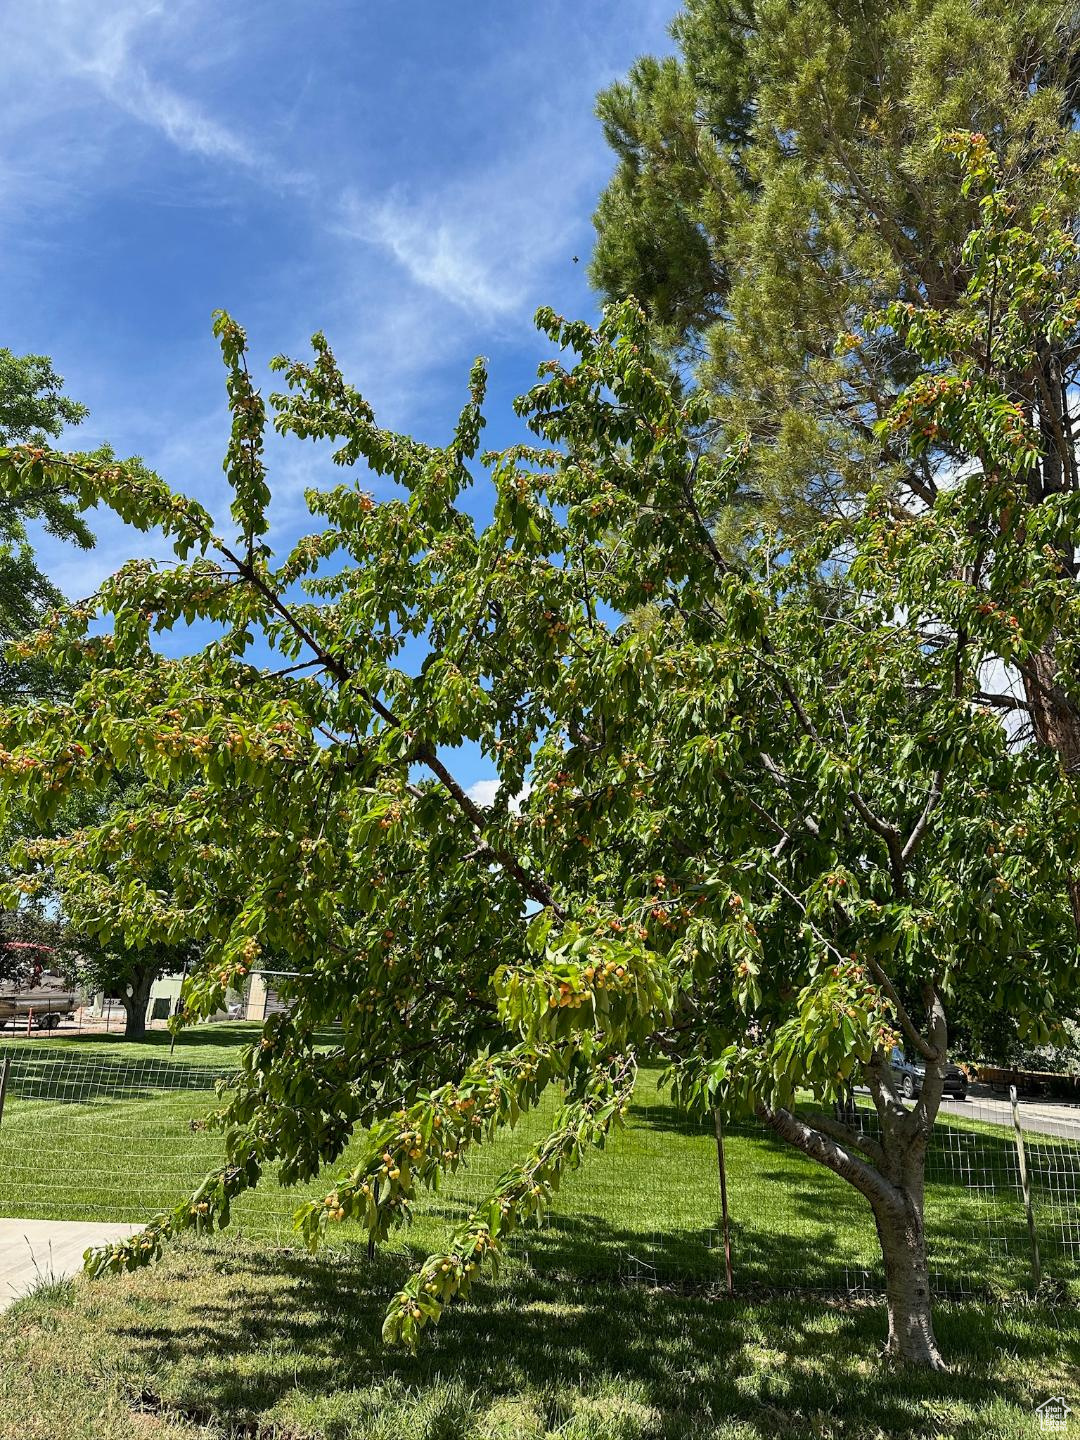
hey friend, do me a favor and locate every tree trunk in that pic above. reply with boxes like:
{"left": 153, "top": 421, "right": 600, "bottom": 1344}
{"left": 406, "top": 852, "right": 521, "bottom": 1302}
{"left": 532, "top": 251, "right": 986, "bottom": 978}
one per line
{"left": 872, "top": 1184, "right": 944, "bottom": 1369}
{"left": 1025, "top": 648, "right": 1080, "bottom": 773}
{"left": 120, "top": 967, "right": 155, "bottom": 1041}
{"left": 1023, "top": 645, "right": 1080, "bottom": 927}
{"left": 755, "top": 1097, "right": 946, "bottom": 1367}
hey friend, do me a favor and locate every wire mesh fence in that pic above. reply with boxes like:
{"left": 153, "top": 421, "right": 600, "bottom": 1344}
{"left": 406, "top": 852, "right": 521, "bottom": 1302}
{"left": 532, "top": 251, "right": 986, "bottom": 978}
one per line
{"left": 0, "top": 1041, "right": 1076, "bottom": 1301}
{"left": 0, "top": 1002, "right": 174, "bottom": 1039}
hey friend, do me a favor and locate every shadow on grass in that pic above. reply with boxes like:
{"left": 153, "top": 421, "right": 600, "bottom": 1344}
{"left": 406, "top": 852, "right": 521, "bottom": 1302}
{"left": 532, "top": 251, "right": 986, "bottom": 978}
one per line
{"left": 99, "top": 1237, "right": 1080, "bottom": 1440}
{"left": 0, "top": 1027, "right": 344, "bottom": 1104}
{"left": 626, "top": 1097, "right": 1079, "bottom": 1294}
{"left": 414, "top": 1191, "right": 873, "bottom": 1293}
{"left": 0, "top": 1026, "right": 240, "bottom": 1050}
{"left": 0, "top": 1023, "right": 343, "bottom": 1052}
{"left": 0, "top": 1049, "right": 227, "bottom": 1104}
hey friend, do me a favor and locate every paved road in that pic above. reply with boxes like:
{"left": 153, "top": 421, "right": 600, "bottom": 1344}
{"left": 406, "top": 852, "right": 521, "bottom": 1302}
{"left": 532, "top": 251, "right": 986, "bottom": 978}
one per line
{"left": 853, "top": 1083, "right": 1080, "bottom": 1142}
{"left": 0, "top": 1218, "right": 137, "bottom": 1311}
{"left": 940, "top": 1086, "right": 1080, "bottom": 1143}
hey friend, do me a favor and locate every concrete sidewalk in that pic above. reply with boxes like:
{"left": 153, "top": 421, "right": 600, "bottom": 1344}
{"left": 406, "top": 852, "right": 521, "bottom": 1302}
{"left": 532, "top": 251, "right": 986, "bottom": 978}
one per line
{"left": 0, "top": 1219, "right": 137, "bottom": 1311}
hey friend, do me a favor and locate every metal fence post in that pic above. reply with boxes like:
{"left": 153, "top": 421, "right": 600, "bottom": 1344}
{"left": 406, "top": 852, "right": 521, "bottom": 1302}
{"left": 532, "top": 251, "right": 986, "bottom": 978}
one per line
{"left": 1009, "top": 1084, "right": 1042, "bottom": 1291}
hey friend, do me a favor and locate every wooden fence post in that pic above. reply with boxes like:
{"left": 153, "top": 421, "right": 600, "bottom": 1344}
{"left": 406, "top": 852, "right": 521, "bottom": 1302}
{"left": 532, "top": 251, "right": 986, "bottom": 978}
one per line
{"left": 713, "top": 1109, "right": 734, "bottom": 1297}
{"left": 0, "top": 1056, "right": 11, "bottom": 1129}
{"left": 1009, "top": 1084, "right": 1042, "bottom": 1291}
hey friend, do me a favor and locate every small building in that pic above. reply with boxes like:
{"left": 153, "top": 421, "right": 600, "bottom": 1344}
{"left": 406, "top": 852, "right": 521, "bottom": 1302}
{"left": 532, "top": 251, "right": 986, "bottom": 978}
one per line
{"left": 244, "top": 972, "right": 289, "bottom": 1022}
{"left": 146, "top": 972, "right": 185, "bottom": 1023}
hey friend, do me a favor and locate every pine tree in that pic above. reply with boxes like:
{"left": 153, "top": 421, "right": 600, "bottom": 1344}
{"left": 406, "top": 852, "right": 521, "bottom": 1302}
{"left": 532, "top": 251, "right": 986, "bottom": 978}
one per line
{"left": 594, "top": 1, "right": 1079, "bottom": 532}
{"left": 593, "top": 0, "right": 1080, "bottom": 911}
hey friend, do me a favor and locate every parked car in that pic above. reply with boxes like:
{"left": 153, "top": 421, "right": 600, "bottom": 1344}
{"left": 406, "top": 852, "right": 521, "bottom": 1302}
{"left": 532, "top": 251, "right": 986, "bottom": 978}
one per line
{"left": 889, "top": 1046, "right": 968, "bottom": 1100}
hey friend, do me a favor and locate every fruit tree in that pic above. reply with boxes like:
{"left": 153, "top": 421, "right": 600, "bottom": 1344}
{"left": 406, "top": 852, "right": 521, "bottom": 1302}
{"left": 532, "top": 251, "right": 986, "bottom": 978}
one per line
{"left": 0, "top": 139, "right": 1078, "bottom": 1368}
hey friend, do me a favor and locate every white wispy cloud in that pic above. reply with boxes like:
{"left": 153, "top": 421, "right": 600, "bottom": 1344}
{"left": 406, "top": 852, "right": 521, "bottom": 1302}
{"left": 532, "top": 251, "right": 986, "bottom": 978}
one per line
{"left": 352, "top": 196, "right": 524, "bottom": 317}
{"left": 5, "top": 1, "right": 255, "bottom": 173}
{"left": 332, "top": 5, "right": 676, "bottom": 323}
{"left": 106, "top": 65, "right": 254, "bottom": 166}
{"left": 337, "top": 115, "right": 602, "bottom": 322}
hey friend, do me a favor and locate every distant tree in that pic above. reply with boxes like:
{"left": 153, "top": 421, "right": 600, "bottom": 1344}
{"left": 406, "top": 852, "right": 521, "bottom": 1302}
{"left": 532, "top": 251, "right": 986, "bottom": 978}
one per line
{"left": 592, "top": 0, "right": 1080, "bottom": 537}
{"left": 950, "top": 985, "right": 1080, "bottom": 1072}
{"left": 0, "top": 349, "right": 87, "bottom": 441}
{"left": 1, "top": 145, "right": 1078, "bottom": 1368}
{"left": 0, "top": 349, "right": 167, "bottom": 1029}
{"left": 12, "top": 778, "right": 199, "bottom": 1041}
{"left": 0, "top": 356, "right": 171, "bottom": 1032}
{"left": 1025, "top": 1019, "right": 1080, "bottom": 1077}
{"left": 0, "top": 909, "right": 67, "bottom": 989}
{"left": 61, "top": 937, "right": 190, "bottom": 1042}
{"left": 0, "top": 347, "right": 93, "bottom": 652}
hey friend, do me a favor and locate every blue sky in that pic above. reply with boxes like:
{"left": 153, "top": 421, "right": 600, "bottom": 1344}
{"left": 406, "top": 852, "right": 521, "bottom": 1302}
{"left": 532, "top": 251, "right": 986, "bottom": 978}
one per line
{"left": 2, "top": 0, "right": 673, "bottom": 795}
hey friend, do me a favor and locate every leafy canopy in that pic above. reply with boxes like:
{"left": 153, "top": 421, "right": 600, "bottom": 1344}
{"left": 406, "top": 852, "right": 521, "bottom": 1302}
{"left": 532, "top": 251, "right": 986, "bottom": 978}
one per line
{"left": 0, "top": 347, "right": 94, "bottom": 642}
{"left": 0, "top": 141, "right": 1077, "bottom": 1349}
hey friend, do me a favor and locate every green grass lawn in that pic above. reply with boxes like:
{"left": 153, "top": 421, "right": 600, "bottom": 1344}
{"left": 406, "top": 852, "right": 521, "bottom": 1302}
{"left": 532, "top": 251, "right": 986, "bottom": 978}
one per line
{"left": 2, "top": 1236, "right": 1077, "bottom": 1440}
{"left": 1, "top": 1037, "right": 1078, "bottom": 1438}
{"left": 0, "top": 1038, "right": 1075, "bottom": 1299}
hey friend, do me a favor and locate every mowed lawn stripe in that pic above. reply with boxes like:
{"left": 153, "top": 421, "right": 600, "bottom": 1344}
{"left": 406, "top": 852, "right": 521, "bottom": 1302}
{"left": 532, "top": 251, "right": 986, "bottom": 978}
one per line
{"left": 0, "top": 1052, "right": 1073, "bottom": 1296}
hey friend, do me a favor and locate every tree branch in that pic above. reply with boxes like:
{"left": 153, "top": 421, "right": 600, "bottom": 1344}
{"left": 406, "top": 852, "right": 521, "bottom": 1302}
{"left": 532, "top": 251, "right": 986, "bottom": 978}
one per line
{"left": 755, "top": 1101, "right": 897, "bottom": 1210}
{"left": 900, "top": 769, "right": 945, "bottom": 865}
{"left": 215, "top": 544, "right": 565, "bottom": 918}
{"left": 863, "top": 955, "right": 938, "bottom": 1062}
{"left": 805, "top": 1108, "right": 886, "bottom": 1167}
{"left": 973, "top": 690, "right": 1031, "bottom": 713}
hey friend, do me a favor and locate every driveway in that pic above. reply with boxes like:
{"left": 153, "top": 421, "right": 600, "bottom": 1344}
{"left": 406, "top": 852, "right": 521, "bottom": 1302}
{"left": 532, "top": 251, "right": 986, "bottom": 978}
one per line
{"left": 0, "top": 1218, "right": 137, "bottom": 1311}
